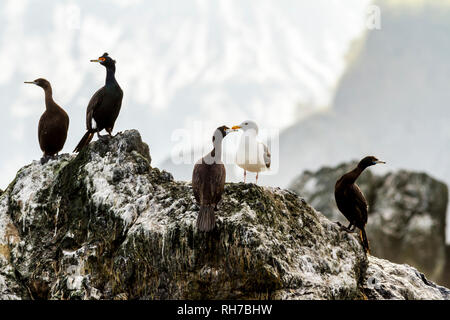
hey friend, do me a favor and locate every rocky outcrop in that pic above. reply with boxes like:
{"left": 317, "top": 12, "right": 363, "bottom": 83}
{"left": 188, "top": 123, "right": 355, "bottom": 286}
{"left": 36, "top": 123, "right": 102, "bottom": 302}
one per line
{"left": 289, "top": 161, "right": 449, "bottom": 287}
{"left": 0, "top": 131, "right": 449, "bottom": 300}
{"left": 364, "top": 256, "right": 450, "bottom": 300}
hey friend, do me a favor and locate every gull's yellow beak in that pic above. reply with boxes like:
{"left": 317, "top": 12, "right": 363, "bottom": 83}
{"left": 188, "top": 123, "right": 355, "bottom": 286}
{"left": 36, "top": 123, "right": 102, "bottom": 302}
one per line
{"left": 232, "top": 125, "right": 241, "bottom": 130}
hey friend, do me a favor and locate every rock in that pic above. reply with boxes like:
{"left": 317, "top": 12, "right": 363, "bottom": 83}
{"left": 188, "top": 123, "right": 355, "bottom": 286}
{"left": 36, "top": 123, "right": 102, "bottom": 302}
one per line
{"left": 289, "top": 161, "right": 448, "bottom": 286}
{"left": 364, "top": 256, "right": 450, "bottom": 300}
{"left": 0, "top": 130, "right": 448, "bottom": 300}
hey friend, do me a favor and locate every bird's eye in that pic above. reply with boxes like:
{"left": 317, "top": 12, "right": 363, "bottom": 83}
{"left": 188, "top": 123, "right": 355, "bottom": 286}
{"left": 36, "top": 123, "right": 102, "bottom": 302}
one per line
{"left": 245, "top": 122, "right": 248, "bottom": 125}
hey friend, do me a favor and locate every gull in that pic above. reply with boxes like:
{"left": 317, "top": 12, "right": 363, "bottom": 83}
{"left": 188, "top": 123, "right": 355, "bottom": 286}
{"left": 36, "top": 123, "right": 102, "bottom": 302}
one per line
{"left": 231, "top": 120, "right": 271, "bottom": 184}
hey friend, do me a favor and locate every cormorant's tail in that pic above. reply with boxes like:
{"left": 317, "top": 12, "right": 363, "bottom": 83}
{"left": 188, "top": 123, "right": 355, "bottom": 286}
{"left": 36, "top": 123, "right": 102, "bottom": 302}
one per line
{"left": 73, "top": 131, "right": 94, "bottom": 153}
{"left": 197, "top": 205, "right": 216, "bottom": 232}
{"left": 360, "top": 228, "right": 370, "bottom": 254}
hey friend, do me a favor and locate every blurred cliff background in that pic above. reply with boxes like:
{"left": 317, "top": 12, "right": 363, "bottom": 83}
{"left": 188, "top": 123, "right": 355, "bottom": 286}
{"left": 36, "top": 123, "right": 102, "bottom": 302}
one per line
{"left": 1, "top": 0, "right": 449, "bottom": 283}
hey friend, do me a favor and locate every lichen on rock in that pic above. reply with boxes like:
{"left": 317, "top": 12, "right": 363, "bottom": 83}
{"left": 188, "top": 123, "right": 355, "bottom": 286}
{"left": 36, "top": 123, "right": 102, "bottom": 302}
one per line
{"left": 0, "top": 130, "right": 448, "bottom": 300}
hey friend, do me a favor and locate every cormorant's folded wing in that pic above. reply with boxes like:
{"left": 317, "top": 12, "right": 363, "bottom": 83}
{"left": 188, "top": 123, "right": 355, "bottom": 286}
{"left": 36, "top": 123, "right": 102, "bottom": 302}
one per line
{"left": 350, "top": 184, "right": 369, "bottom": 225}
{"left": 86, "top": 87, "right": 105, "bottom": 130}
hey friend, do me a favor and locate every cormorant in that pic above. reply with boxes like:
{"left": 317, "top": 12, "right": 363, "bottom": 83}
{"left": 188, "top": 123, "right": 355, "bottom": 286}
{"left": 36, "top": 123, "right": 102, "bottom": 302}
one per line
{"left": 192, "top": 126, "right": 235, "bottom": 232}
{"left": 74, "top": 53, "right": 123, "bottom": 152}
{"left": 24, "top": 78, "right": 69, "bottom": 164}
{"left": 334, "top": 156, "right": 385, "bottom": 253}
{"left": 231, "top": 120, "right": 271, "bottom": 184}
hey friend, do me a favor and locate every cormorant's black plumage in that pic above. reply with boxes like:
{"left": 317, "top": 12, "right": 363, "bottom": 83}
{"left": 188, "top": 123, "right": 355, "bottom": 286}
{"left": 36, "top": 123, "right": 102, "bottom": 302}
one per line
{"left": 192, "top": 126, "right": 231, "bottom": 232}
{"left": 334, "top": 156, "right": 385, "bottom": 253}
{"left": 25, "top": 78, "right": 69, "bottom": 164}
{"left": 74, "top": 53, "right": 123, "bottom": 152}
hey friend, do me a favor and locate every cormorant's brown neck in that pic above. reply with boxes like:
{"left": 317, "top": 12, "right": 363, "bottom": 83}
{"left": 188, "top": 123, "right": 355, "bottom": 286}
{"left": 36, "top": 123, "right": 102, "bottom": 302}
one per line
{"left": 343, "top": 166, "right": 364, "bottom": 185}
{"left": 43, "top": 87, "right": 56, "bottom": 111}
{"left": 211, "top": 137, "right": 223, "bottom": 160}
{"left": 206, "top": 135, "right": 223, "bottom": 164}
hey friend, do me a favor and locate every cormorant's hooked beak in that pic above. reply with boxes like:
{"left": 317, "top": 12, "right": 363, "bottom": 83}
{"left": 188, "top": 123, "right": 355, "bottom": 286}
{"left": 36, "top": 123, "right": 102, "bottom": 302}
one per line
{"left": 231, "top": 125, "right": 241, "bottom": 130}
{"left": 91, "top": 57, "right": 106, "bottom": 63}
{"left": 225, "top": 128, "right": 239, "bottom": 134}
{"left": 374, "top": 160, "right": 386, "bottom": 164}
{"left": 24, "top": 81, "right": 36, "bottom": 85}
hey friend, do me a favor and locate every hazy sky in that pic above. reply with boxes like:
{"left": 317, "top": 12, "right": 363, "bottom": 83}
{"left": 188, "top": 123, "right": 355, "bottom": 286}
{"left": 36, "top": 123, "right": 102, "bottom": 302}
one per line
{"left": 0, "top": 0, "right": 371, "bottom": 188}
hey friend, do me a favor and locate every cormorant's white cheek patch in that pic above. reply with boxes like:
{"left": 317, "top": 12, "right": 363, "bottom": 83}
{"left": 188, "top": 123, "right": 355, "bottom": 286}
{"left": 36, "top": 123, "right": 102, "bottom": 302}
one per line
{"left": 92, "top": 119, "right": 98, "bottom": 130}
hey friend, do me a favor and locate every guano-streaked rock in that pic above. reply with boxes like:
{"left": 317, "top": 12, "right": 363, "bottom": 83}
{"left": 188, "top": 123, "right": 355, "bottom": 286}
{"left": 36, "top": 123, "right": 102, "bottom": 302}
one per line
{"left": 0, "top": 130, "right": 448, "bottom": 300}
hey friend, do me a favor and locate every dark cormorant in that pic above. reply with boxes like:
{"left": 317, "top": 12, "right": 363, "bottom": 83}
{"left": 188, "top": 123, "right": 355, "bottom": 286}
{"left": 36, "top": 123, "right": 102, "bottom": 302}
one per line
{"left": 192, "top": 126, "right": 234, "bottom": 232}
{"left": 334, "top": 156, "right": 385, "bottom": 253}
{"left": 25, "top": 78, "right": 69, "bottom": 164}
{"left": 74, "top": 53, "right": 123, "bottom": 152}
